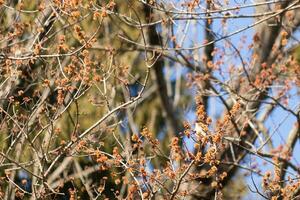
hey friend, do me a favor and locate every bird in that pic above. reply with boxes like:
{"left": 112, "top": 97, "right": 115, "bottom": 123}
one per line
{"left": 195, "top": 122, "right": 207, "bottom": 137}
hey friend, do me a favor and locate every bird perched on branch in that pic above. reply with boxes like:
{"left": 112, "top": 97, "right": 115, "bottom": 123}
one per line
{"left": 195, "top": 121, "right": 207, "bottom": 137}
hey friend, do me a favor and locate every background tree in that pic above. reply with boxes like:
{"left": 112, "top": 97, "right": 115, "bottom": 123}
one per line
{"left": 0, "top": 0, "right": 300, "bottom": 199}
